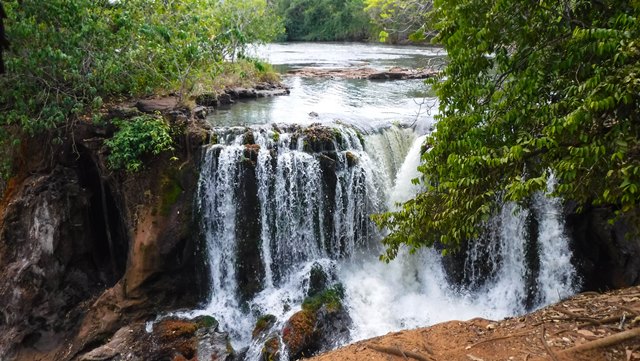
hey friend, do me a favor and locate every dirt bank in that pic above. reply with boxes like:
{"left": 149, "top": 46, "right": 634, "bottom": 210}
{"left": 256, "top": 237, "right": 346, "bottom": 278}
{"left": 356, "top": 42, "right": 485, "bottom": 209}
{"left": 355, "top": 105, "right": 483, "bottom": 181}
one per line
{"left": 307, "top": 286, "right": 640, "bottom": 361}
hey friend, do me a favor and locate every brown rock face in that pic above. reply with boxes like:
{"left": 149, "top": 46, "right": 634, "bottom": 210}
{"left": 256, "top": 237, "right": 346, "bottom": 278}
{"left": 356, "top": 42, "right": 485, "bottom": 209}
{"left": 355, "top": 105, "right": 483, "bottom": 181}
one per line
{"left": 0, "top": 112, "right": 208, "bottom": 360}
{"left": 0, "top": 166, "right": 117, "bottom": 359}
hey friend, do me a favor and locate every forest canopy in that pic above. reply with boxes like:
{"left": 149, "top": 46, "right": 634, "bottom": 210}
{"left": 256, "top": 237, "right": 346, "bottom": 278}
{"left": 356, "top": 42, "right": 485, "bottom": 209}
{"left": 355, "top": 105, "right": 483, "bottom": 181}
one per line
{"left": 374, "top": 0, "right": 640, "bottom": 260}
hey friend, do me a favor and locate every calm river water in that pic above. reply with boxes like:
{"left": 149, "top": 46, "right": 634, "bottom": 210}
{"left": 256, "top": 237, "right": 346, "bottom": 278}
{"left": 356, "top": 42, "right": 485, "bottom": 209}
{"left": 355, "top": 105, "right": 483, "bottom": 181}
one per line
{"left": 206, "top": 42, "right": 445, "bottom": 132}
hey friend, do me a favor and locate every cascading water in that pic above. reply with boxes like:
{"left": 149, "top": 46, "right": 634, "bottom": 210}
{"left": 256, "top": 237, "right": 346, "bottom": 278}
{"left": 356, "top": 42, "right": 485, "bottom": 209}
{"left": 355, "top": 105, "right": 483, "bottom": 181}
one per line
{"left": 193, "top": 121, "right": 579, "bottom": 360}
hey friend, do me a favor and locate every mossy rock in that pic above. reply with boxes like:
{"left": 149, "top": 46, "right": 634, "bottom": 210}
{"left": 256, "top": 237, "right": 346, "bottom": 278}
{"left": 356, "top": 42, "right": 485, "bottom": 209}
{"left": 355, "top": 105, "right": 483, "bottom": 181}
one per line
{"left": 282, "top": 310, "right": 317, "bottom": 358}
{"left": 261, "top": 335, "right": 281, "bottom": 361}
{"left": 302, "top": 284, "right": 345, "bottom": 313}
{"left": 194, "top": 315, "right": 219, "bottom": 330}
{"left": 243, "top": 129, "right": 256, "bottom": 145}
{"left": 307, "top": 263, "right": 329, "bottom": 298}
{"left": 345, "top": 151, "right": 358, "bottom": 167}
{"left": 253, "top": 314, "right": 277, "bottom": 339}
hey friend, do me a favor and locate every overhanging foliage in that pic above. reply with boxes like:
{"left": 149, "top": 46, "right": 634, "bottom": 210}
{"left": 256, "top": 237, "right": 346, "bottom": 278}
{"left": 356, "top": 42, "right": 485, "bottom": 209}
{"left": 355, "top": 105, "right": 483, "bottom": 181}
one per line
{"left": 374, "top": 0, "right": 640, "bottom": 260}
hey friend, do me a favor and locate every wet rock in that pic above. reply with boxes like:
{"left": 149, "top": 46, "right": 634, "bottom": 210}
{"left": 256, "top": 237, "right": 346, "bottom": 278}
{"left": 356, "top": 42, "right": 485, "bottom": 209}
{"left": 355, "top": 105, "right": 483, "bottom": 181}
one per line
{"left": 255, "top": 88, "right": 290, "bottom": 98}
{"left": 217, "top": 93, "right": 235, "bottom": 105}
{"left": 280, "top": 284, "right": 351, "bottom": 359}
{"left": 345, "top": 151, "right": 358, "bottom": 167}
{"left": 193, "top": 106, "right": 208, "bottom": 119}
{"left": 195, "top": 93, "right": 219, "bottom": 107}
{"left": 302, "top": 125, "right": 338, "bottom": 153}
{"left": 253, "top": 315, "right": 277, "bottom": 340}
{"left": 235, "top": 152, "right": 265, "bottom": 303}
{"left": 75, "top": 315, "right": 231, "bottom": 361}
{"left": 261, "top": 335, "right": 281, "bottom": 361}
{"left": 566, "top": 205, "right": 640, "bottom": 289}
{"left": 79, "top": 326, "right": 135, "bottom": 361}
{"left": 307, "top": 263, "right": 330, "bottom": 298}
{"left": 314, "top": 304, "right": 352, "bottom": 351}
{"left": 227, "top": 87, "right": 257, "bottom": 99}
{"left": 282, "top": 310, "right": 316, "bottom": 359}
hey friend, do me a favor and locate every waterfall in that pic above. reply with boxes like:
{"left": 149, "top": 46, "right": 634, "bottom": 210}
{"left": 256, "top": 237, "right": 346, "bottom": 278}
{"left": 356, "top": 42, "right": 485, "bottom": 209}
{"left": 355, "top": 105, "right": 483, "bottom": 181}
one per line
{"left": 194, "top": 123, "right": 579, "bottom": 358}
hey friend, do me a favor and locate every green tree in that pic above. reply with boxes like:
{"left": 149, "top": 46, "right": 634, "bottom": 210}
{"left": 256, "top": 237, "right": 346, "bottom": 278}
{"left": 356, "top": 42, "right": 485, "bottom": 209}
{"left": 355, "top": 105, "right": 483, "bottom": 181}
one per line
{"left": 364, "top": 0, "right": 433, "bottom": 43}
{"left": 0, "top": 0, "right": 282, "bottom": 177}
{"left": 374, "top": 0, "right": 640, "bottom": 260}
{"left": 275, "top": 0, "right": 372, "bottom": 41}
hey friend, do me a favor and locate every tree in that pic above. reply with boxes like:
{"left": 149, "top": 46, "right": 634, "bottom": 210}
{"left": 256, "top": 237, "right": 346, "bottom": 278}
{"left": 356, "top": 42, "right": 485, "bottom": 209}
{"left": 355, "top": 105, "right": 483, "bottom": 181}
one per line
{"left": 275, "top": 0, "right": 372, "bottom": 41}
{"left": 374, "top": 0, "right": 640, "bottom": 260}
{"left": 0, "top": 0, "right": 282, "bottom": 177}
{"left": 364, "top": 0, "right": 433, "bottom": 43}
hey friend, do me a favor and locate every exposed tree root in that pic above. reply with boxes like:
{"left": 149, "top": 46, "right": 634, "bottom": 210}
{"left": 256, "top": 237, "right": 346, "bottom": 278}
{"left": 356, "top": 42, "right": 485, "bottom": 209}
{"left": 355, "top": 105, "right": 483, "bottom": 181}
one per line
{"left": 367, "top": 344, "right": 432, "bottom": 361}
{"left": 467, "top": 330, "right": 533, "bottom": 349}
{"left": 560, "top": 327, "right": 640, "bottom": 356}
{"left": 552, "top": 307, "right": 601, "bottom": 326}
{"left": 540, "top": 326, "right": 560, "bottom": 361}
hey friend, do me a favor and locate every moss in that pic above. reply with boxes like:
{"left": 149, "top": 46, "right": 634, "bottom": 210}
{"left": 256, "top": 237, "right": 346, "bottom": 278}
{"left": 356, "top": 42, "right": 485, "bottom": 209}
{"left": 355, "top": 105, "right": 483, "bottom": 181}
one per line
{"left": 272, "top": 131, "right": 280, "bottom": 143}
{"left": 302, "top": 284, "right": 345, "bottom": 313}
{"left": 252, "top": 314, "right": 277, "bottom": 339}
{"left": 159, "top": 172, "right": 183, "bottom": 216}
{"left": 194, "top": 315, "right": 218, "bottom": 329}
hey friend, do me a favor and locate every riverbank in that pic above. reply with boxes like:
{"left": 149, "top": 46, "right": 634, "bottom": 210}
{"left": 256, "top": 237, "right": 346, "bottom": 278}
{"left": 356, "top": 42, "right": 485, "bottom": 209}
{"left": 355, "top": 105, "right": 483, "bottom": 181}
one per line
{"left": 307, "top": 285, "right": 640, "bottom": 361}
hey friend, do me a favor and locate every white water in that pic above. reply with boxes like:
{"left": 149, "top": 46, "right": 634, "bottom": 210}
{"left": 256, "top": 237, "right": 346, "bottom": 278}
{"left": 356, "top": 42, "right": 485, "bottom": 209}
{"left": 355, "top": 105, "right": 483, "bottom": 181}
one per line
{"left": 192, "top": 123, "right": 579, "bottom": 359}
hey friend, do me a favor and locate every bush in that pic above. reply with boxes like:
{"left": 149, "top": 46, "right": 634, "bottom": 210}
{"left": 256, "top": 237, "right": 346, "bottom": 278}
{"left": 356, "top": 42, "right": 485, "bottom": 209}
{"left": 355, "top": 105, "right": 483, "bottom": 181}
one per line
{"left": 105, "top": 115, "right": 174, "bottom": 172}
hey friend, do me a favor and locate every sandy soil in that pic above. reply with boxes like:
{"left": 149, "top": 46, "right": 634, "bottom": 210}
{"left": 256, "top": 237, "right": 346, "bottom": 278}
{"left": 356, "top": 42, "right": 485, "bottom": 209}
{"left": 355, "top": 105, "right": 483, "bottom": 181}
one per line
{"left": 307, "top": 286, "right": 640, "bottom": 361}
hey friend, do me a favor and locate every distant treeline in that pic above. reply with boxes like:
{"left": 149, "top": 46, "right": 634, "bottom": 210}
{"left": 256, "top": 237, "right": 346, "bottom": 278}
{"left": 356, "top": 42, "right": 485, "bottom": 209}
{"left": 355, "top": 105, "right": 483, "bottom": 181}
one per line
{"left": 273, "top": 0, "right": 371, "bottom": 41}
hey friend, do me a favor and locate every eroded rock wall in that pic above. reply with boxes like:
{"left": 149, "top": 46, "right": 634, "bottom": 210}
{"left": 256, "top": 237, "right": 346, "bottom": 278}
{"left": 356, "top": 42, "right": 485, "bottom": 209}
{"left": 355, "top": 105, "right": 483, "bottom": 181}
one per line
{"left": 0, "top": 115, "right": 209, "bottom": 360}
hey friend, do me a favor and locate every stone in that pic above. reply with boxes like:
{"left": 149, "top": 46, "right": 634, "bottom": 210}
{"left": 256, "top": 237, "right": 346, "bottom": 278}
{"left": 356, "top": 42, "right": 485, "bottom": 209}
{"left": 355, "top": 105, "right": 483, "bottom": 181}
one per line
{"left": 195, "top": 93, "right": 219, "bottom": 107}
{"left": 261, "top": 335, "right": 281, "bottom": 361}
{"left": 282, "top": 310, "right": 316, "bottom": 359}
{"left": 253, "top": 315, "right": 277, "bottom": 340}
{"left": 135, "top": 97, "right": 179, "bottom": 113}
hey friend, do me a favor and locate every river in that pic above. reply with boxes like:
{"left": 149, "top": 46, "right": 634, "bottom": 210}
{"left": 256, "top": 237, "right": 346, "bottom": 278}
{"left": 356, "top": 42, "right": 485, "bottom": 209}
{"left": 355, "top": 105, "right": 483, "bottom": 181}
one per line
{"left": 182, "top": 43, "right": 578, "bottom": 360}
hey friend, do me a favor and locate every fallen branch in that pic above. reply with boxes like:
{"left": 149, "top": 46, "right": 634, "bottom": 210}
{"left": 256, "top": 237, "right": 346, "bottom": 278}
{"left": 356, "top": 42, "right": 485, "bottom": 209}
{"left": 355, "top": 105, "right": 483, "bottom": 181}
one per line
{"left": 560, "top": 327, "right": 640, "bottom": 355}
{"left": 367, "top": 344, "right": 432, "bottom": 361}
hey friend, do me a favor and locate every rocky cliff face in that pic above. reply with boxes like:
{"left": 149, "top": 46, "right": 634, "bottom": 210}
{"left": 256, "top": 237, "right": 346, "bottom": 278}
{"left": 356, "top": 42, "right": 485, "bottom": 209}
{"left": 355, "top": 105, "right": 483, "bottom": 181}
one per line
{"left": 0, "top": 111, "right": 209, "bottom": 360}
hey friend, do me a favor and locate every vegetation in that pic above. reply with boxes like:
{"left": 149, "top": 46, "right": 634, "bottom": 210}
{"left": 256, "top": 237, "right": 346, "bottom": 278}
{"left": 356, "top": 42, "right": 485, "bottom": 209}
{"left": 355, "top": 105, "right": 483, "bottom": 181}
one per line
{"left": 374, "top": 0, "right": 640, "bottom": 260}
{"left": 0, "top": 0, "right": 283, "bottom": 176}
{"left": 302, "top": 284, "right": 345, "bottom": 312}
{"left": 274, "top": 0, "right": 372, "bottom": 41}
{"left": 364, "top": 0, "right": 433, "bottom": 43}
{"left": 105, "top": 115, "right": 174, "bottom": 172}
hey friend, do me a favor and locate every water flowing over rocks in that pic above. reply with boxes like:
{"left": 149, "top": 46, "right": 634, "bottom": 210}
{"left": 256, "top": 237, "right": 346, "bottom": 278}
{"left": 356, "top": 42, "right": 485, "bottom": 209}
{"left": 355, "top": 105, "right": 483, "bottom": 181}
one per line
{"left": 1, "top": 76, "right": 639, "bottom": 361}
